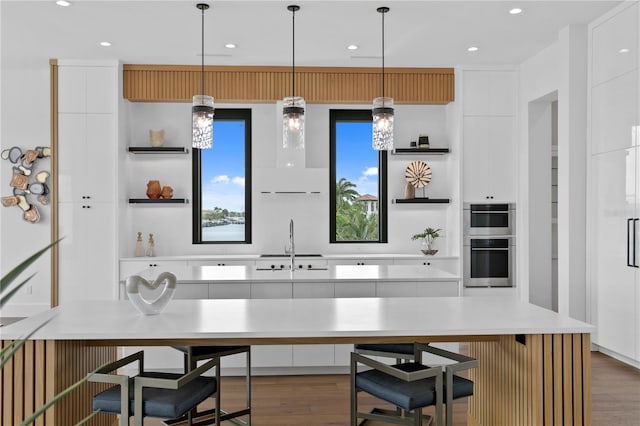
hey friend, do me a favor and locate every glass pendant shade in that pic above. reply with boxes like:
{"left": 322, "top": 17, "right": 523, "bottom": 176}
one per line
{"left": 192, "top": 94, "right": 214, "bottom": 149}
{"left": 372, "top": 96, "right": 394, "bottom": 150}
{"left": 283, "top": 96, "right": 305, "bottom": 149}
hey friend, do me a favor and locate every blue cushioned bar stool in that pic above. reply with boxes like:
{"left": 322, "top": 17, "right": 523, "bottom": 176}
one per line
{"left": 90, "top": 351, "right": 219, "bottom": 426}
{"left": 173, "top": 345, "right": 251, "bottom": 426}
{"left": 351, "top": 343, "right": 477, "bottom": 426}
{"left": 354, "top": 343, "right": 421, "bottom": 420}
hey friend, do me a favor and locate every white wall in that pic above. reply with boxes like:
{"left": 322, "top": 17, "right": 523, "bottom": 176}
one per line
{"left": 120, "top": 102, "right": 460, "bottom": 258}
{"left": 0, "top": 62, "right": 53, "bottom": 316}
{"left": 518, "top": 25, "right": 588, "bottom": 320}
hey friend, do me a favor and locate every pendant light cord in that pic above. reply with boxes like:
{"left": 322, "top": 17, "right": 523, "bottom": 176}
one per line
{"left": 381, "top": 9, "right": 385, "bottom": 100}
{"left": 201, "top": 5, "right": 205, "bottom": 96}
{"left": 292, "top": 7, "right": 296, "bottom": 98}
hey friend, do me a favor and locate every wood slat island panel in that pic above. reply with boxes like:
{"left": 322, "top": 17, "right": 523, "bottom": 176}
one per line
{"left": 0, "top": 340, "right": 115, "bottom": 426}
{"left": 468, "top": 333, "right": 591, "bottom": 426}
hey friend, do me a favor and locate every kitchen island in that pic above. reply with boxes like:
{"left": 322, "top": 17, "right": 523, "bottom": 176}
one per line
{"left": 1, "top": 297, "right": 593, "bottom": 426}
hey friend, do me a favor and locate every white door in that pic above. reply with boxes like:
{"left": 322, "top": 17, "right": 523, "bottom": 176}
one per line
{"left": 592, "top": 147, "right": 637, "bottom": 360}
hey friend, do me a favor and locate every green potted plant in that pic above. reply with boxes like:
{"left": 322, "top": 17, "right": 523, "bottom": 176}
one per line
{"left": 411, "top": 227, "right": 442, "bottom": 255}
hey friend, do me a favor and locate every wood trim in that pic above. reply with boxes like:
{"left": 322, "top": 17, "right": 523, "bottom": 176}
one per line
{"left": 122, "top": 64, "right": 455, "bottom": 104}
{"left": 82, "top": 334, "right": 501, "bottom": 347}
{"left": 49, "top": 59, "right": 59, "bottom": 308}
{"left": 468, "top": 333, "right": 592, "bottom": 426}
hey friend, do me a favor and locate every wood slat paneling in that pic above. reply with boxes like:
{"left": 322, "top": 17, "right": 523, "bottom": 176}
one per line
{"left": 1, "top": 340, "right": 116, "bottom": 425}
{"left": 122, "top": 65, "right": 454, "bottom": 104}
{"left": 49, "top": 59, "right": 59, "bottom": 308}
{"left": 468, "top": 333, "right": 591, "bottom": 426}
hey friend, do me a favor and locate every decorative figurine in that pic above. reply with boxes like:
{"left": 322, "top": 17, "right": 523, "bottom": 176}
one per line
{"left": 146, "top": 233, "right": 155, "bottom": 257}
{"left": 161, "top": 186, "right": 174, "bottom": 199}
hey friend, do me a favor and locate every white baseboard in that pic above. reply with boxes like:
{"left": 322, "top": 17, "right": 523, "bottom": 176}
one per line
{"left": 595, "top": 345, "right": 640, "bottom": 370}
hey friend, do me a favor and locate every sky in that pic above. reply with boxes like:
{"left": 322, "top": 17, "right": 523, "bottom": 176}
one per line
{"left": 336, "top": 121, "right": 379, "bottom": 198}
{"left": 201, "top": 120, "right": 246, "bottom": 212}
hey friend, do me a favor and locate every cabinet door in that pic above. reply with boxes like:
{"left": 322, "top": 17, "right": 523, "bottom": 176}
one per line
{"left": 592, "top": 148, "right": 638, "bottom": 359}
{"left": 415, "top": 281, "right": 459, "bottom": 297}
{"left": 591, "top": 2, "right": 638, "bottom": 86}
{"left": 591, "top": 70, "right": 639, "bottom": 155}
{"left": 377, "top": 282, "right": 416, "bottom": 297}
{"left": 250, "top": 282, "right": 293, "bottom": 367}
{"left": 292, "top": 282, "right": 335, "bottom": 366}
{"left": 59, "top": 202, "right": 116, "bottom": 303}
{"left": 57, "top": 114, "right": 86, "bottom": 203}
{"left": 463, "top": 116, "right": 515, "bottom": 202}
{"left": 209, "top": 283, "right": 251, "bottom": 299}
{"left": 463, "top": 117, "right": 490, "bottom": 200}
{"left": 292, "top": 282, "right": 334, "bottom": 298}
{"left": 85, "top": 115, "right": 116, "bottom": 203}
{"left": 393, "top": 259, "right": 459, "bottom": 274}
{"left": 334, "top": 282, "right": 376, "bottom": 298}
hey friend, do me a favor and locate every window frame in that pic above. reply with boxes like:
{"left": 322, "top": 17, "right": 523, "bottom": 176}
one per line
{"left": 329, "top": 109, "right": 388, "bottom": 244}
{"left": 192, "top": 108, "right": 252, "bottom": 244}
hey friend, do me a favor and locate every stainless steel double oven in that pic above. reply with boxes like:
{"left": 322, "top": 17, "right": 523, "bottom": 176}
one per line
{"left": 463, "top": 203, "right": 516, "bottom": 287}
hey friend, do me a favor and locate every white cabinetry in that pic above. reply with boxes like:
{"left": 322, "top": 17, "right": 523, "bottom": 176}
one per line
{"left": 292, "top": 282, "right": 335, "bottom": 367}
{"left": 250, "top": 282, "right": 293, "bottom": 367}
{"left": 590, "top": 2, "right": 640, "bottom": 364}
{"left": 57, "top": 62, "right": 118, "bottom": 304}
{"left": 462, "top": 70, "right": 517, "bottom": 202}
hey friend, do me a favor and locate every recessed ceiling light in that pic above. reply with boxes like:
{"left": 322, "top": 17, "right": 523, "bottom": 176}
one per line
{"left": 56, "top": 0, "right": 71, "bottom": 6}
{"left": 509, "top": 8, "right": 523, "bottom": 15}
{"left": 347, "top": 44, "right": 359, "bottom": 51}
{"left": 225, "top": 43, "right": 237, "bottom": 49}
{"left": 100, "top": 41, "right": 111, "bottom": 47}
{"left": 467, "top": 46, "right": 479, "bottom": 52}
{"left": 619, "top": 48, "right": 630, "bottom": 54}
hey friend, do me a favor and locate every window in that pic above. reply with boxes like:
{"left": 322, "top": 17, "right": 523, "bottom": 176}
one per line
{"left": 330, "top": 109, "right": 388, "bottom": 243}
{"left": 192, "top": 109, "right": 252, "bottom": 244}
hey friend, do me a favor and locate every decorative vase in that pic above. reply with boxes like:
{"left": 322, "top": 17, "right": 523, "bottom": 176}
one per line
{"left": 146, "top": 180, "right": 161, "bottom": 199}
{"left": 404, "top": 182, "right": 415, "bottom": 199}
{"left": 149, "top": 129, "right": 165, "bottom": 147}
{"left": 134, "top": 231, "right": 145, "bottom": 257}
{"left": 420, "top": 237, "right": 438, "bottom": 256}
{"left": 161, "top": 186, "right": 173, "bottom": 199}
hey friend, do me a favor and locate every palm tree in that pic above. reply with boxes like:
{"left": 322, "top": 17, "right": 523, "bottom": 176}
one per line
{"left": 336, "top": 178, "right": 359, "bottom": 206}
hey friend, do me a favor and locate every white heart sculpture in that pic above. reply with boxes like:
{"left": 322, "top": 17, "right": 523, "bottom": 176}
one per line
{"left": 126, "top": 272, "right": 177, "bottom": 315}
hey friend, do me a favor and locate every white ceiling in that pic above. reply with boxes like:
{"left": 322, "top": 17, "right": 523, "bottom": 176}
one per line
{"left": 1, "top": 1, "right": 621, "bottom": 68}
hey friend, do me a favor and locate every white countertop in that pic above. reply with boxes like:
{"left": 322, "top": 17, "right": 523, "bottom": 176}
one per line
{"left": 1, "top": 297, "right": 593, "bottom": 342}
{"left": 135, "top": 264, "right": 460, "bottom": 283}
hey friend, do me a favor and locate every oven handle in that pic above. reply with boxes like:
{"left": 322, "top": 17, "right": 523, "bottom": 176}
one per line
{"left": 469, "top": 211, "right": 509, "bottom": 214}
{"left": 470, "top": 248, "right": 510, "bottom": 251}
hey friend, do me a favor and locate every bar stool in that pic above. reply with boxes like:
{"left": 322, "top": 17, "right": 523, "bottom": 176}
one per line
{"left": 351, "top": 343, "right": 477, "bottom": 426}
{"left": 173, "top": 345, "right": 251, "bottom": 425}
{"left": 90, "top": 351, "right": 219, "bottom": 426}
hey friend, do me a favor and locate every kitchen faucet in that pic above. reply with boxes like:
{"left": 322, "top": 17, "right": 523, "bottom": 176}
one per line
{"left": 286, "top": 219, "right": 295, "bottom": 272}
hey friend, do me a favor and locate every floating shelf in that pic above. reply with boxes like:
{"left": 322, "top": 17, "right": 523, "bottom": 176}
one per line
{"left": 393, "top": 198, "right": 450, "bottom": 204}
{"left": 392, "top": 148, "right": 450, "bottom": 155}
{"left": 128, "top": 198, "right": 188, "bottom": 204}
{"left": 128, "top": 147, "right": 189, "bottom": 154}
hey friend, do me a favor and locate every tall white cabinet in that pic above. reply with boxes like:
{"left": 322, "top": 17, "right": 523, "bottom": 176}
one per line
{"left": 462, "top": 69, "right": 518, "bottom": 202}
{"left": 57, "top": 61, "right": 119, "bottom": 304}
{"left": 589, "top": 2, "right": 640, "bottom": 364}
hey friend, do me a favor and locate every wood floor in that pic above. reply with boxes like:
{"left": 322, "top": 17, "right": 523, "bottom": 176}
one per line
{"left": 138, "top": 351, "right": 639, "bottom": 426}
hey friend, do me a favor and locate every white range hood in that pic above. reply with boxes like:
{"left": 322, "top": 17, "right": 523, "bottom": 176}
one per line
{"left": 254, "top": 167, "right": 328, "bottom": 194}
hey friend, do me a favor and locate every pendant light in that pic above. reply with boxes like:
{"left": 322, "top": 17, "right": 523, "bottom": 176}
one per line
{"left": 372, "top": 6, "right": 394, "bottom": 151}
{"left": 192, "top": 3, "right": 214, "bottom": 150}
{"left": 283, "top": 5, "right": 305, "bottom": 149}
